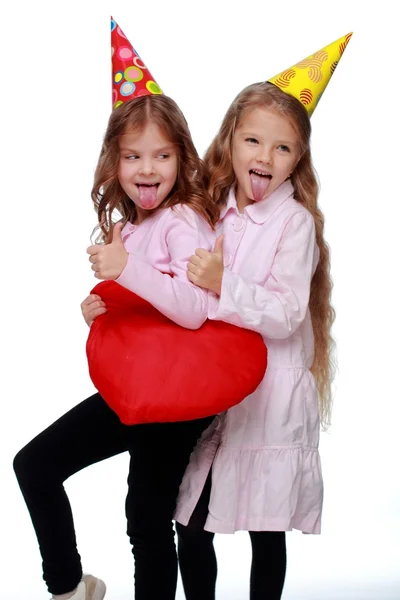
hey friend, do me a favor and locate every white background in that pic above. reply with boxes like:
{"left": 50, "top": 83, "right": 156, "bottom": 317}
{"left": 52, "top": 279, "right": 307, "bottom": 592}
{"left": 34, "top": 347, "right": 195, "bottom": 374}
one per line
{"left": 1, "top": 0, "right": 399, "bottom": 598}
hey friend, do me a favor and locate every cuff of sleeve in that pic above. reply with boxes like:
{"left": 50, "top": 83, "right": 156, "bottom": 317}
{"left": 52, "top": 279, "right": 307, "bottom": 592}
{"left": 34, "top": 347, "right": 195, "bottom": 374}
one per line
{"left": 115, "top": 252, "right": 140, "bottom": 292}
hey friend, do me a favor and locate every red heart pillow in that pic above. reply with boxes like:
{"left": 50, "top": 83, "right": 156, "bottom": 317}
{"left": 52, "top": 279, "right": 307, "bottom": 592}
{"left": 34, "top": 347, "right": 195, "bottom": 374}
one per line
{"left": 86, "top": 280, "right": 267, "bottom": 424}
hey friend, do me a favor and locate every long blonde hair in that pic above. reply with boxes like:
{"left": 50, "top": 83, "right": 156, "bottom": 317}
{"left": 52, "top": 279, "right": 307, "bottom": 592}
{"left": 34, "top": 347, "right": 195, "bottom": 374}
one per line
{"left": 91, "top": 95, "right": 219, "bottom": 243}
{"left": 205, "top": 82, "right": 336, "bottom": 428}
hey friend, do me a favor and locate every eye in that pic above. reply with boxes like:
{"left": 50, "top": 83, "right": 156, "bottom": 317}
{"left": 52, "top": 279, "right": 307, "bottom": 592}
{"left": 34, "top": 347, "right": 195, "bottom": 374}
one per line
{"left": 125, "top": 154, "right": 139, "bottom": 160}
{"left": 158, "top": 153, "right": 169, "bottom": 159}
{"left": 277, "top": 145, "right": 290, "bottom": 152}
{"left": 245, "top": 137, "right": 258, "bottom": 144}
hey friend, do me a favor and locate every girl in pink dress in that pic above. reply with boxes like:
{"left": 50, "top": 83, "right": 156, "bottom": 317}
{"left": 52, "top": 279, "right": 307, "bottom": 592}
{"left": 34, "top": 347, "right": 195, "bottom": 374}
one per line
{"left": 174, "top": 81, "right": 336, "bottom": 599}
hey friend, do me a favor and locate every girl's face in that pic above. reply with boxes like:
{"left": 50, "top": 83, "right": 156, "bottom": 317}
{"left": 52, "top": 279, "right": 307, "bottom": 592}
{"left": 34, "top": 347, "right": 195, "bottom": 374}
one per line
{"left": 232, "top": 106, "right": 300, "bottom": 210}
{"left": 118, "top": 122, "right": 178, "bottom": 222}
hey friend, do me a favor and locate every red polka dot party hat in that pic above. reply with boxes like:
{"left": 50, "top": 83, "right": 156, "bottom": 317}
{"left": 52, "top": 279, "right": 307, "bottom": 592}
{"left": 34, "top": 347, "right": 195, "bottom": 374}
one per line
{"left": 111, "top": 16, "right": 163, "bottom": 110}
{"left": 267, "top": 33, "right": 352, "bottom": 116}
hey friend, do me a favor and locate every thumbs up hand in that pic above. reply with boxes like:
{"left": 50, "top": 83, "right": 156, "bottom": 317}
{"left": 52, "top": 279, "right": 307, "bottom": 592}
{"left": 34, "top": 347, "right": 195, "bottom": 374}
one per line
{"left": 87, "top": 222, "right": 128, "bottom": 280}
{"left": 187, "top": 235, "right": 225, "bottom": 295}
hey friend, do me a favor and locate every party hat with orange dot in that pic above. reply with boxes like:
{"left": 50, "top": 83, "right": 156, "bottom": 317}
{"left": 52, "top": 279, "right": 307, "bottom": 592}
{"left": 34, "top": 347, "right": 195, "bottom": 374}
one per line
{"left": 267, "top": 33, "right": 352, "bottom": 116}
{"left": 111, "top": 16, "right": 163, "bottom": 110}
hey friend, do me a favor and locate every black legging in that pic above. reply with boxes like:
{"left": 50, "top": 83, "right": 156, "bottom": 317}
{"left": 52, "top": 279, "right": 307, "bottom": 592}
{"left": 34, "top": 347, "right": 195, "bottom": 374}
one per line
{"left": 13, "top": 392, "right": 214, "bottom": 599}
{"left": 176, "top": 471, "right": 287, "bottom": 600}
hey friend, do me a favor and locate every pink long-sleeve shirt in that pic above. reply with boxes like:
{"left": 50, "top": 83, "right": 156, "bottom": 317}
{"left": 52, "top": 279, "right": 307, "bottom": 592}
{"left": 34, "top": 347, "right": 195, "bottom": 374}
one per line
{"left": 175, "top": 180, "right": 324, "bottom": 535}
{"left": 115, "top": 204, "right": 215, "bottom": 329}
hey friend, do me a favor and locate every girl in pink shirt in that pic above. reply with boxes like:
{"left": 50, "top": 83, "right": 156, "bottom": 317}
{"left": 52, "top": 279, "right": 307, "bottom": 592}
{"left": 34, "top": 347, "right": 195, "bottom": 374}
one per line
{"left": 175, "top": 82, "right": 336, "bottom": 599}
{"left": 13, "top": 95, "right": 219, "bottom": 600}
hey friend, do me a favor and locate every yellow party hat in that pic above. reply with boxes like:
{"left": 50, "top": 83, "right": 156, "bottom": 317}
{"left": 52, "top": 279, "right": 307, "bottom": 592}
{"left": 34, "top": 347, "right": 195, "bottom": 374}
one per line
{"left": 267, "top": 33, "right": 352, "bottom": 116}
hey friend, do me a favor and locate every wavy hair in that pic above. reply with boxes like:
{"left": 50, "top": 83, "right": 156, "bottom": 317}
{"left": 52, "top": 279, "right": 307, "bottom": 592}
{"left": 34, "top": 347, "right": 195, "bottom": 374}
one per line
{"left": 91, "top": 95, "right": 219, "bottom": 242}
{"left": 205, "top": 82, "right": 336, "bottom": 428}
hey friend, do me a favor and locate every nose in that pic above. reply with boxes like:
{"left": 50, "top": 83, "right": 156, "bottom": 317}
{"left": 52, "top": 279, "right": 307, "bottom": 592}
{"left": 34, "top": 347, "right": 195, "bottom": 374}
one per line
{"left": 256, "top": 146, "right": 272, "bottom": 165}
{"left": 138, "top": 158, "right": 155, "bottom": 176}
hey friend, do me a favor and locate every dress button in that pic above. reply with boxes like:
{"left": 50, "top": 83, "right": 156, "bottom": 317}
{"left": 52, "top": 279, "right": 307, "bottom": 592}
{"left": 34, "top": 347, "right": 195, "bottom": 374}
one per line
{"left": 122, "top": 224, "right": 136, "bottom": 243}
{"left": 224, "top": 253, "right": 232, "bottom": 267}
{"left": 233, "top": 217, "right": 244, "bottom": 232}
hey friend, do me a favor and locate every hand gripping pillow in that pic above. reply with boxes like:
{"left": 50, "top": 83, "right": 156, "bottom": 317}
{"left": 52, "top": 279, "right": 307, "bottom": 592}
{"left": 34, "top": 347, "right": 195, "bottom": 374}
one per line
{"left": 86, "top": 280, "right": 268, "bottom": 424}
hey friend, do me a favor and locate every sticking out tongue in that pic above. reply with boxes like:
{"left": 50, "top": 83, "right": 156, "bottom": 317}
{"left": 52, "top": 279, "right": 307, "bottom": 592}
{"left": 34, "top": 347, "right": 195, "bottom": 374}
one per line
{"left": 250, "top": 171, "right": 271, "bottom": 202}
{"left": 138, "top": 184, "right": 158, "bottom": 209}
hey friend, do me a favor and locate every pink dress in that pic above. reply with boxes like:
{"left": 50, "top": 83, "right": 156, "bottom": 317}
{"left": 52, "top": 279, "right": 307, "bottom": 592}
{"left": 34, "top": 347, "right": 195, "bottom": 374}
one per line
{"left": 174, "top": 180, "right": 323, "bottom": 534}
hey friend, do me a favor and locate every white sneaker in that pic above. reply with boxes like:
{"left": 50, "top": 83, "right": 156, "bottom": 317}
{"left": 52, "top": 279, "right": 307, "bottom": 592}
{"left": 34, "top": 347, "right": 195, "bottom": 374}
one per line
{"left": 51, "top": 575, "right": 106, "bottom": 600}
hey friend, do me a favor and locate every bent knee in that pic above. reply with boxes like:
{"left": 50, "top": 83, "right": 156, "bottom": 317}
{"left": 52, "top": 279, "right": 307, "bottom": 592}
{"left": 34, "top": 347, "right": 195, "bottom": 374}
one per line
{"left": 13, "top": 444, "right": 32, "bottom": 479}
{"left": 13, "top": 438, "right": 51, "bottom": 486}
